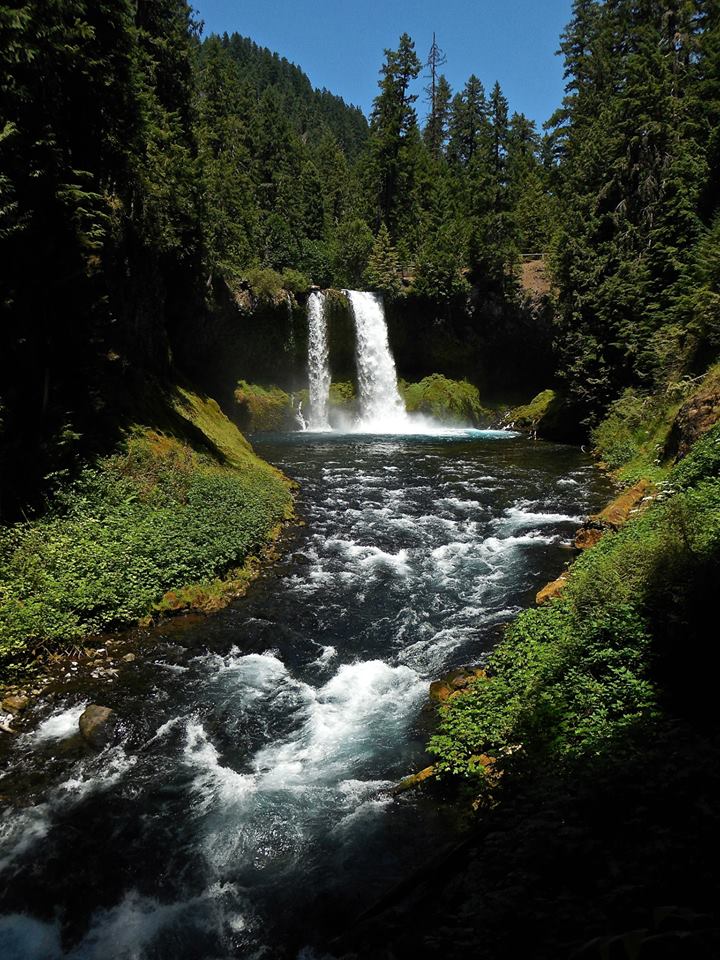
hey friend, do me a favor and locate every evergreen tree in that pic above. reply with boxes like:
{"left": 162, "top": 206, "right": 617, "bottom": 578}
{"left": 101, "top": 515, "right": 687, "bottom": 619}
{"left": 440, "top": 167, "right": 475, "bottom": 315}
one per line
{"left": 448, "top": 75, "right": 490, "bottom": 167}
{"left": 368, "top": 34, "right": 423, "bottom": 236}
{"left": 364, "top": 222, "right": 402, "bottom": 296}
{"left": 423, "top": 34, "right": 450, "bottom": 158}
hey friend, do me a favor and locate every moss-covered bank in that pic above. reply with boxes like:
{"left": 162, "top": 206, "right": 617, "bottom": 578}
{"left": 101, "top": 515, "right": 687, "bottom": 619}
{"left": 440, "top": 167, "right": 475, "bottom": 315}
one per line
{"left": 0, "top": 385, "right": 294, "bottom": 682}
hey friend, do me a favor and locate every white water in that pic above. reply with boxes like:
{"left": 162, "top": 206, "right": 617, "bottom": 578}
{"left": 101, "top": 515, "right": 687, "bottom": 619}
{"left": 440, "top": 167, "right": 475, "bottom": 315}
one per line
{"left": 306, "top": 291, "right": 331, "bottom": 431}
{"left": 345, "top": 290, "right": 411, "bottom": 432}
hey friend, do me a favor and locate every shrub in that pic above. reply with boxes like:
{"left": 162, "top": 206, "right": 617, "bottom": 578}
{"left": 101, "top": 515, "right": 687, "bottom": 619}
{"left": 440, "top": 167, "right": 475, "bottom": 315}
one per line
{"left": 400, "top": 375, "right": 490, "bottom": 426}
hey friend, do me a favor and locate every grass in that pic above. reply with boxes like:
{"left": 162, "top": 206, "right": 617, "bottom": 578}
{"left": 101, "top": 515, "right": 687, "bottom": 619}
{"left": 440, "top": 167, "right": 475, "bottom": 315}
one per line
{"left": 0, "top": 387, "right": 294, "bottom": 680}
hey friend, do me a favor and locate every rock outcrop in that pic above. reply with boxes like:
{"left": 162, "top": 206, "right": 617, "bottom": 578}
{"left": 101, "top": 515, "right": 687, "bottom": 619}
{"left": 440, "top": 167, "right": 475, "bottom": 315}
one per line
{"left": 665, "top": 368, "right": 720, "bottom": 461}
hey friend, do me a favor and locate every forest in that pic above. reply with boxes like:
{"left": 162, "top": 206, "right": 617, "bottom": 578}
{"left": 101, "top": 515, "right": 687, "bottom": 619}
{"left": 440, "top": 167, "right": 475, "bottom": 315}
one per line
{"left": 1, "top": 1, "right": 720, "bottom": 958}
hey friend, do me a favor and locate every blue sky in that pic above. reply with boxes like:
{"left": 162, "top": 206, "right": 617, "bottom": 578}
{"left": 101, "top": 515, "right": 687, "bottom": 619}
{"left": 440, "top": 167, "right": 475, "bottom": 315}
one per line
{"left": 193, "top": 0, "right": 574, "bottom": 129}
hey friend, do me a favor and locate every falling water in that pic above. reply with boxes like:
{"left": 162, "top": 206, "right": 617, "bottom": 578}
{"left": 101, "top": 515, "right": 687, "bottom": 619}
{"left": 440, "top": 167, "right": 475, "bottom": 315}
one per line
{"left": 345, "top": 290, "right": 410, "bottom": 431}
{"left": 306, "top": 291, "right": 331, "bottom": 431}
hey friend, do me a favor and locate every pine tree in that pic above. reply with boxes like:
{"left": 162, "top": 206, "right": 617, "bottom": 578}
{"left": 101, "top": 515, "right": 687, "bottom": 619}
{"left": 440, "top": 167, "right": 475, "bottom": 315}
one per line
{"left": 368, "top": 34, "right": 422, "bottom": 236}
{"left": 447, "top": 76, "right": 490, "bottom": 167}
{"left": 364, "top": 222, "right": 402, "bottom": 296}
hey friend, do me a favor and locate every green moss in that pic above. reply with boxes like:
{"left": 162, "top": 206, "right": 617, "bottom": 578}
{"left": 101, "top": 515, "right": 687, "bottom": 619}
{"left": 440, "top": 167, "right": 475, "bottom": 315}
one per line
{"left": 400, "top": 375, "right": 491, "bottom": 426}
{"left": 506, "top": 389, "right": 557, "bottom": 427}
{"left": 329, "top": 381, "right": 356, "bottom": 409}
{"left": 0, "top": 389, "right": 293, "bottom": 678}
{"left": 234, "top": 381, "right": 296, "bottom": 433}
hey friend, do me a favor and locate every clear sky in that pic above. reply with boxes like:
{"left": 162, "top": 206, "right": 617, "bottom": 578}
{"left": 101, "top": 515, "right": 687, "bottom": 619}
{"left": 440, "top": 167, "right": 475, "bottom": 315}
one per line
{"left": 193, "top": 0, "right": 573, "bottom": 129}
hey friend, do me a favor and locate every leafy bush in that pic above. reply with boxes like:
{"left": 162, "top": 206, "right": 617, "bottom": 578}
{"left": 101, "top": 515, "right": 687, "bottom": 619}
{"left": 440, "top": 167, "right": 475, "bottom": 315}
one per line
{"left": 280, "top": 268, "right": 311, "bottom": 295}
{"left": 243, "top": 266, "right": 285, "bottom": 301}
{"left": 400, "top": 375, "right": 490, "bottom": 426}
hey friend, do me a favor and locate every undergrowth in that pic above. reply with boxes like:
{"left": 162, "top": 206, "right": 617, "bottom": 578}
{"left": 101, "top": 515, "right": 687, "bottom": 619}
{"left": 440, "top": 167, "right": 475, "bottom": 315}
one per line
{"left": 0, "top": 394, "right": 293, "bottom": 678}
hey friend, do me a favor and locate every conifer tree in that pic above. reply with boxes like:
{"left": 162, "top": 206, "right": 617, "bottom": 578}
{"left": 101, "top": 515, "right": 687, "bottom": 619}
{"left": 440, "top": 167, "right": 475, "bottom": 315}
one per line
{"left": 368, "top": 34, "right": 422, "bottom": 235}
{"left": 364, "top": 222, "right": 402, "bottom": 296}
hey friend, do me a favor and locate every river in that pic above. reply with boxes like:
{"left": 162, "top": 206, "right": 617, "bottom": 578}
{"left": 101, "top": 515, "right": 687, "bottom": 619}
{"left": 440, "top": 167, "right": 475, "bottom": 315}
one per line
{"left": 0, "top": 430, "right": 612, "bottom": 959}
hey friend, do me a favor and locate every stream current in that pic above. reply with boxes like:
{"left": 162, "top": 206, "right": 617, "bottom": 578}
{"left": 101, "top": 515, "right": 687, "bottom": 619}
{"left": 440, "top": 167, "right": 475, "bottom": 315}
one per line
{"left": 0, "top": 431, "right": 612, "bottom": 959}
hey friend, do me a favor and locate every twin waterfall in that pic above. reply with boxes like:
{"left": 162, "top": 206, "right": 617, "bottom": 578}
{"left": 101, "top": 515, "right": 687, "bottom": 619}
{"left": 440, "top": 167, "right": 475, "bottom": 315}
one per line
{"left": 306, "top": 290, "right": 410, "bottom": 432}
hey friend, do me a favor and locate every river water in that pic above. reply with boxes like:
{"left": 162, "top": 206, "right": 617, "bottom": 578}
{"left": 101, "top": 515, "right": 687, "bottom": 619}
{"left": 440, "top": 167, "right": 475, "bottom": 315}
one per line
{"left": 0, "top": 431, "right": 611, "bottom": 959}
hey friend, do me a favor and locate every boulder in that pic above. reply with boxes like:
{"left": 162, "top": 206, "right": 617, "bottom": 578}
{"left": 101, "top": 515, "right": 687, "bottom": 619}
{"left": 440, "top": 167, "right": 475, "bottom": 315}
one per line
{"left": 79, "top": 705, "right": 118, "bottom": 749}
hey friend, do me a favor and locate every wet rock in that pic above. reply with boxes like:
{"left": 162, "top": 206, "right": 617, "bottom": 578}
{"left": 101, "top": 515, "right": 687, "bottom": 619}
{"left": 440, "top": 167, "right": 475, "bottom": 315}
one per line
{"left": 429, "top": 680, "right": 453, "bottom": 703}
{"left": 590, "top": 478, "right": 653, "bottom": 530}
{"left": 536, "top": 575, "right": 568, "bottom": 605}
{"left": 79, "top": 705, "right": 118, "bottom": 749}
{"left": 1, "top": 694, "right": 29, "bottom": 714}
{"left": 430, "top": 667, "right": 486, "bottom": 703}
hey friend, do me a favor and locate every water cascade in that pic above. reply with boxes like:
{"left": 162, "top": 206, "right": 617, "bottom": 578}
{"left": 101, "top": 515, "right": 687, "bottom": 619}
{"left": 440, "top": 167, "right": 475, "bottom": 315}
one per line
{"left": 306, "top": 290, "right": 331, "bottom": 430}
{"left": 345, "top": 290, "right": 410, "bottom": 431}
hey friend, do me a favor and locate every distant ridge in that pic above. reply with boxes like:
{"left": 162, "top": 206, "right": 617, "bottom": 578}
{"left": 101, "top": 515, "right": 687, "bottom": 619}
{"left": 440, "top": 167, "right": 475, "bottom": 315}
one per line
{"left": 214, "top": 32, "right": 369, "bottom": 157}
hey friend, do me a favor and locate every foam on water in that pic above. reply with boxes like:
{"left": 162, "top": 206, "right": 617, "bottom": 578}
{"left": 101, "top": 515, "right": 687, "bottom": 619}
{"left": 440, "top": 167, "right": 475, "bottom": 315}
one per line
{"left": 28, "top": 701, "right": 87, "bottom": 744}
{"left": 0, "top": 428, "right": 611, "bottom": 958}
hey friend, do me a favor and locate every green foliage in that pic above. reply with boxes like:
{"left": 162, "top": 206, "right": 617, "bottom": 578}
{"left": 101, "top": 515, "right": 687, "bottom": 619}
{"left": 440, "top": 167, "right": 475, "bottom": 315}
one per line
{"left": 364, "top": 223, "right": 402, "bottom": 297}
{"left": 243, "top": 266, "right": 286, "bottom": 301}
{"left": 549, "top": 0, "right": 719, "bottom": 422}
{"left": 0, "top": 399, "right": 292, "bottom": 675}
{"left": 591, "top": 388, "right": 681, "bottom": 479}
{"left": 429, "top": 416, "right": 720, "bottom": 782}
{"left": 400, "top": 375, "right": 490, "bottom": 426}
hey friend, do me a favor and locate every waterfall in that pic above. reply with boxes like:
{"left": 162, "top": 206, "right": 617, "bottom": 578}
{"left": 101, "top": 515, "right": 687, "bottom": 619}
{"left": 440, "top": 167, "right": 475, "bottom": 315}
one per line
{"left": 345, "top": 290, "right": 410, "bottom": 431}
{"left": 306, "top": 291, "right": 331, "bottom": 430}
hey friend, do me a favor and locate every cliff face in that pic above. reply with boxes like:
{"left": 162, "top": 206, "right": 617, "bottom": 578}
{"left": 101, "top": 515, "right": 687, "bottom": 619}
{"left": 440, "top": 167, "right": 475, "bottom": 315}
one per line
{"left": 174, "top": 280, "right": 558, "bottom": 423}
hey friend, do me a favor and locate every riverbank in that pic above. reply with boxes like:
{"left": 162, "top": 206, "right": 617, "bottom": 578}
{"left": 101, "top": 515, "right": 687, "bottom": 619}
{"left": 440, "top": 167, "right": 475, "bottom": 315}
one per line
{"left": 340, "top": 377, "right": 720, "bottom": 958}
{"left": 0, "top": 383, "right": 295, "bottom": 696}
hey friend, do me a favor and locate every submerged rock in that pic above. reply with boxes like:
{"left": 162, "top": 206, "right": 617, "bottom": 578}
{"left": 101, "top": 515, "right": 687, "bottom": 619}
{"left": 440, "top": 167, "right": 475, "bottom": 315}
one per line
{"left": 392, "top": 765, "right": 436, "bottom": 795}
{"left": 79, "top": 705, "right": 118, "bottom": 749}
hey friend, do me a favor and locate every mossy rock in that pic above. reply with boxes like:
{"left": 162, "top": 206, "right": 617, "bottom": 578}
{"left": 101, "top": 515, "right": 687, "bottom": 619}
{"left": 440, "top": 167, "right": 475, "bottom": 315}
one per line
{"left": 504, "top": 389, "right": 583, "bottom": 443}
{"left": 400, "top": 375, "right": 491, "bottom": 427}
{"left": 234, "top": 381, "right": 297, "bottom": 433}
